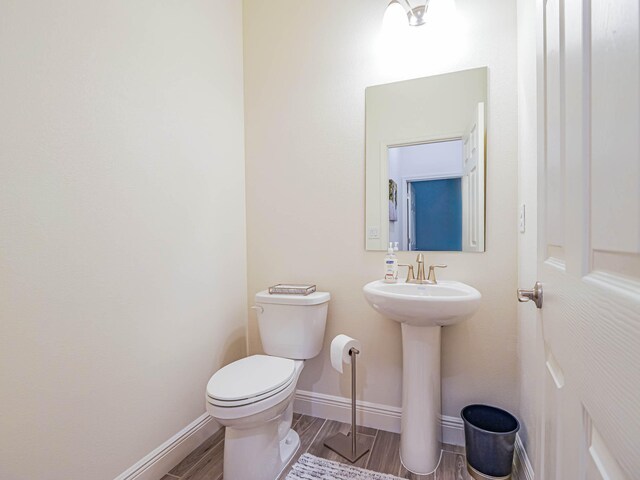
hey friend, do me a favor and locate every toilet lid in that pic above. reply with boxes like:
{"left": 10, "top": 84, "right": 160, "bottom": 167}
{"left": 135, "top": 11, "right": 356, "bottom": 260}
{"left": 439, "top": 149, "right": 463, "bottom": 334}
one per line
{"left": 206, "top": 355, "right": 296, "bottom": 403}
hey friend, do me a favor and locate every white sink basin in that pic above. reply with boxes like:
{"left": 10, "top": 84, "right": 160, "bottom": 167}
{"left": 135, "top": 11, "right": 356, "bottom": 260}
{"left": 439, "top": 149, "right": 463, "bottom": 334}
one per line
{"left": 363, "top": 280, "right": 481, "bottom": 326}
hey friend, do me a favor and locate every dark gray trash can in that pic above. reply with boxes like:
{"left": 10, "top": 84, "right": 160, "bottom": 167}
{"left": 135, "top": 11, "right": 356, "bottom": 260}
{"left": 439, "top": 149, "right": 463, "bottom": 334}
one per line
{"left": 461, "top": 405, "right": 520, "bottom": 480}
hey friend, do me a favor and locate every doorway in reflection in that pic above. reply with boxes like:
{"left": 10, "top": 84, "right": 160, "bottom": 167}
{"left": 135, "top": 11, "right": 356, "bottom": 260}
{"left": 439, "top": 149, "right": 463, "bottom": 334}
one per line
{"left": 388, "top": 139, "right": 464, "bottom": 251}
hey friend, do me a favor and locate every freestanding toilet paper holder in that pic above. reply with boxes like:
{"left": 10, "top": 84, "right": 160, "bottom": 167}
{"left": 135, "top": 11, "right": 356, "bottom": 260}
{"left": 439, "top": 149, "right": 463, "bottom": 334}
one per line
{"left": 323, "top": 347, "right": 374, "bottom": 463}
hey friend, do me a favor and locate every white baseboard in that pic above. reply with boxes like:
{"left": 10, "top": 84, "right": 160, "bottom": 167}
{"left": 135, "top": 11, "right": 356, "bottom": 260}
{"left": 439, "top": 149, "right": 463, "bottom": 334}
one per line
{"left": 294, "top": 390, "right": 463, "bottom": 445}
{"left": 294, "top": 389, "right": 402, "bottom": 433}
{"left": 114, "top": 414, "right": 220, "bottom": 480}
{"left": 439, "top": 414, "right": 465, "bottom": 446}
{"left": 513, "top": 434, "right": 535, "bottom": 480}
{"left": 294, "top": 390, "right": 534, "bottom": 480}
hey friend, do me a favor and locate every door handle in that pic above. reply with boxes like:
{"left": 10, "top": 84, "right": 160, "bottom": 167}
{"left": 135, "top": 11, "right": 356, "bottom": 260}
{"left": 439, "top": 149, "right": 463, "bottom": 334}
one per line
{"left": 517, "top": 281, "right": 543, "bottom": 309}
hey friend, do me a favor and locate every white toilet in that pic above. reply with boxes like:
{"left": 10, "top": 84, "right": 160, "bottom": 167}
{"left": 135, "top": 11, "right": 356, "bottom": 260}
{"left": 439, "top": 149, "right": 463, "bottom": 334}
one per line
{"left": 205, "top": 290, "right": 330, "bottom": 480}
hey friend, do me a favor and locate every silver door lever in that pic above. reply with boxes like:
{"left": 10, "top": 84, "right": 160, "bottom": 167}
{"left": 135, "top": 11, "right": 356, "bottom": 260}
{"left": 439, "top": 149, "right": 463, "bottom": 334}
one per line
{"left": 517, "top": 281, "right": 543, "bottom": 309}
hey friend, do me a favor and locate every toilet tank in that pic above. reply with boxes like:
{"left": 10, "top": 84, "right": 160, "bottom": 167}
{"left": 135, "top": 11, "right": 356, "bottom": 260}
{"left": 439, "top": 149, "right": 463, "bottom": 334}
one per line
{"left": 254, "top": 290, "right": 330, "bottom": 360}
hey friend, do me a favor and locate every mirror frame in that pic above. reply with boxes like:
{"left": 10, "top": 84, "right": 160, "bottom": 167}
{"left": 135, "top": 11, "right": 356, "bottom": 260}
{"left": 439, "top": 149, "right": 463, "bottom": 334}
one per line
{"left": 365, "top": 67, "right": 488, "bottom": 252}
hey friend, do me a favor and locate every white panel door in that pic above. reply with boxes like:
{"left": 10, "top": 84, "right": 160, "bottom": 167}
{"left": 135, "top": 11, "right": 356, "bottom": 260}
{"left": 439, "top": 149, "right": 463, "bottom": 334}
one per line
{"left": 462, "top": 102, "right": 485, "bottom": 252}
{"left": 535, "top": 0, "right": 640, "bottom": 478}
{"left": 407, "top": 182, "right": 417, "bottom": 251}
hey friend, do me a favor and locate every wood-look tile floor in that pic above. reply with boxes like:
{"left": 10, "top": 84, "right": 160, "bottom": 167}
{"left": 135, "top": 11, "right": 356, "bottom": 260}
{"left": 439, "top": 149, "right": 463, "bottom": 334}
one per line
{"left": 162, "top": 414, "right": 472, "bottom": 480}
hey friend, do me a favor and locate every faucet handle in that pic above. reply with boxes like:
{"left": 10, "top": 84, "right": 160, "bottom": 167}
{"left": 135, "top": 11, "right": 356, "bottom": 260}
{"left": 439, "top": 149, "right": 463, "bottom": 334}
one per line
{"left": 416, "top": 253, "right": 424, "bottom": 263}
{"left": 427, "top": 264, "right": 447, "bottom": 284}
{"left": 398, "top": 264, "right": 415, "bottom": 282}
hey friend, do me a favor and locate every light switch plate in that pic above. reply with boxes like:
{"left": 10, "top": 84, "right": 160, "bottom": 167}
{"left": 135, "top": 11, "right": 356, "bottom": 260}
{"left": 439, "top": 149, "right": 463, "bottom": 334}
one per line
{"left": 367, "top": 226, "right": 380, "bottom": 239}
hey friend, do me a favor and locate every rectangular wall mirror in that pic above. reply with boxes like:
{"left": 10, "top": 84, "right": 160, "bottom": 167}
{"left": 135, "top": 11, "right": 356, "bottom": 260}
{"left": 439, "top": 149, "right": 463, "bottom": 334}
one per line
{"left": 365, "top": 67, "right": 488, "bottom": 252}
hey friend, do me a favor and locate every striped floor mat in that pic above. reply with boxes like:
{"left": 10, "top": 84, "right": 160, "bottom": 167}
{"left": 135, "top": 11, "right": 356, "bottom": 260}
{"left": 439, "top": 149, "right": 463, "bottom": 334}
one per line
{"left": 285, "top": 453, "right": 403, "bottom": 480}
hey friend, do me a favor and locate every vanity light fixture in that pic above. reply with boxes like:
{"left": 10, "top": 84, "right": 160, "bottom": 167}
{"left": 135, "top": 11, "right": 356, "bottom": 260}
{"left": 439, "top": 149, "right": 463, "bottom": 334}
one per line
{"left": 386, "top": 0, "right": 430, "bottom": 27}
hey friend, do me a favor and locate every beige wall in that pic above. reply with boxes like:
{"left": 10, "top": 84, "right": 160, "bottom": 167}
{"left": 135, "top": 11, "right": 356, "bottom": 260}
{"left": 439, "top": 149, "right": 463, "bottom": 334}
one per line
{"left": 0, "top": 1, "right": 247, "bottom": 479}
{"left": 244, "top": 0, "right": 519, "bottom": 417}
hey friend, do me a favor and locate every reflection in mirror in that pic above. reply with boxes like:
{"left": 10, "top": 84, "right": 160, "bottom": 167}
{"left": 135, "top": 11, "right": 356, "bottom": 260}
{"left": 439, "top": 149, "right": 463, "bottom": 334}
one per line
{"left": 365, "top": 67, "right": 487, "bottom": 252}
{"left": 389, "top": 140, "right": 463, "bottom": 251}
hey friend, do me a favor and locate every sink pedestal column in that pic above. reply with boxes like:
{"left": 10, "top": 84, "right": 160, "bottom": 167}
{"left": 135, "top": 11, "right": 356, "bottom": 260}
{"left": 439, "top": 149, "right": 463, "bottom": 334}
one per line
{"left": 400, "top": 324, "right": 441, "bottom": 474}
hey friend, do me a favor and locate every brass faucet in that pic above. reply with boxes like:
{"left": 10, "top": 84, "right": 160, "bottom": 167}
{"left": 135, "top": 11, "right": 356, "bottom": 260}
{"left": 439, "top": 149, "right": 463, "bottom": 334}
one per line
{"left": 399, "top": 254, "right": 447, "bottom": 284}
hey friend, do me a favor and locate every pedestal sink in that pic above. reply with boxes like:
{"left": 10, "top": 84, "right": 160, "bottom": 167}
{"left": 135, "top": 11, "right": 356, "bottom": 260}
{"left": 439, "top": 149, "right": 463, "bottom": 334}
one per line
{"left": 363, "top": 280, "right": 481, "bottom": 474}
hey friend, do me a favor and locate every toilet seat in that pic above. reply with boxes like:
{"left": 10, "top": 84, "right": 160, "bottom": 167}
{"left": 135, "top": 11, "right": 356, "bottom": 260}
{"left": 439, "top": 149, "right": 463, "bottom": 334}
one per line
{"left": 206, "top": 356, "right": 303, "bottom": 422}
{"left": 206, "top": 355, "right": 296, "bottom": 407}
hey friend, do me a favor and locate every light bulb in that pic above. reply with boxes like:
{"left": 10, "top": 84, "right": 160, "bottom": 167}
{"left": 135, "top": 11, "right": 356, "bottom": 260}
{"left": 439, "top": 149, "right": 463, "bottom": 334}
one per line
{"left": 382, "top": 1, "right": 409, "bottom": 33}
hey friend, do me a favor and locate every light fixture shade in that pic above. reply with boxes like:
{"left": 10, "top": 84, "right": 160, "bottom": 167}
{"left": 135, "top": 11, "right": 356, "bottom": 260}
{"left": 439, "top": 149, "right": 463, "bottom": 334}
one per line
{"left": 384, "top": 0, "right": 429, "bottom": 27}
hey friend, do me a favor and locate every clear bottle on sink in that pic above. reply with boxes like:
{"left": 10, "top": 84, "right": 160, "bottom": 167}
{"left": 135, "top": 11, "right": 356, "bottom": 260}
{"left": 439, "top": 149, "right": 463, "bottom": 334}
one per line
{"left": 384, "top": 242, "right": 398, "bottom": 283}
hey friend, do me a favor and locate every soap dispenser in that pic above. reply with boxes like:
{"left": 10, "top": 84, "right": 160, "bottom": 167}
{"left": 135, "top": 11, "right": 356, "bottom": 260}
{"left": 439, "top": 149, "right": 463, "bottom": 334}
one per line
{"left": 384, "top": 242, "right": 398, "bottom": 283}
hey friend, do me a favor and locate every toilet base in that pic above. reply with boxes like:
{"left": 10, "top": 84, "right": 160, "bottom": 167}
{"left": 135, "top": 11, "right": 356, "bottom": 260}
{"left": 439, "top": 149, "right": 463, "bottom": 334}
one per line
{"left": 277, "top": 429, "right": 300, "bottom": 476}
{"left": 223, "top": 423, "right": 300, "bottom": 480}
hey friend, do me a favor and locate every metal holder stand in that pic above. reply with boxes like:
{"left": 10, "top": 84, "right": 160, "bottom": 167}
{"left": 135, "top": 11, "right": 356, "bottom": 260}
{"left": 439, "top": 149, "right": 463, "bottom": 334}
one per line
{"left": 323, "top": 348, "right": 374, "bottom": 463}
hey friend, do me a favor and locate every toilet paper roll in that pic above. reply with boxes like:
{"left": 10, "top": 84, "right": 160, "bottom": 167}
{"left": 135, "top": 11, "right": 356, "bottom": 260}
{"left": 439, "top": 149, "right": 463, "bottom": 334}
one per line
{"left": 330, "top": 334, "right": 362, "bottom": 374}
